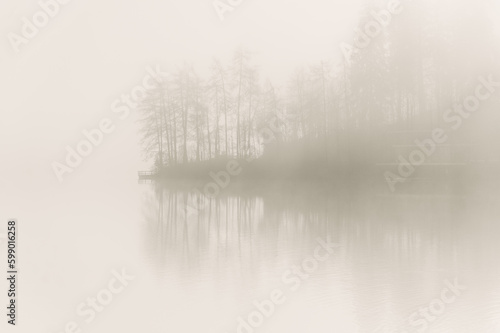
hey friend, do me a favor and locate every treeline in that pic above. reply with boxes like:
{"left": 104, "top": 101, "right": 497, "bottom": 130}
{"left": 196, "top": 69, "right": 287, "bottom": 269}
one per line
{"left": 138, "top": 0, "right": 498, "bottom": 173}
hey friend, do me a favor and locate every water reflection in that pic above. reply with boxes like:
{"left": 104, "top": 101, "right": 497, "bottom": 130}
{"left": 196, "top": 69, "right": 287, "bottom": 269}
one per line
{"left": 141, "top": 183, "right": 500, "bottom": 332}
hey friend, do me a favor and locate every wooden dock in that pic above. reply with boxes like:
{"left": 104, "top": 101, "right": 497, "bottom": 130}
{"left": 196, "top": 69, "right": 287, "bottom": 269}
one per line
{"left": 138, "top": 171, "right": 158, "bottom": 180}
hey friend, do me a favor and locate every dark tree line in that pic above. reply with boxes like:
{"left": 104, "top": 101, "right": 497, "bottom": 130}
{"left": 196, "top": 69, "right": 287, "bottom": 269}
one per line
{"left": 138, "top": 0, "right": 499, "bottom": 174}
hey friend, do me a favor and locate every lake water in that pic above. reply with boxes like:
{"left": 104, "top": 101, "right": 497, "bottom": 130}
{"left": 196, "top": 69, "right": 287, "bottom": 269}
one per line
{"left": 8, "top": 178, "right": 500, "bottom": 333}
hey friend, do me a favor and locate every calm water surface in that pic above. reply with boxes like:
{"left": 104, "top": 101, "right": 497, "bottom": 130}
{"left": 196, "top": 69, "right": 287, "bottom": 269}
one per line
{"left": 10, "top": 178, "right": 500, "bottom": 333}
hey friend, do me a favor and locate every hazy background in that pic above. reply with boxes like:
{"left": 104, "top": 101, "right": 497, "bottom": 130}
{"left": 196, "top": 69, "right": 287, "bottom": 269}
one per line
{"left": 1, "top": 0, "right": 500, "bottom": 190}
{"left": 2, "top": 1, "right": 500, "bottom": 332}
{"left": 0, "top": 0, "right": 368, "bottom": 193}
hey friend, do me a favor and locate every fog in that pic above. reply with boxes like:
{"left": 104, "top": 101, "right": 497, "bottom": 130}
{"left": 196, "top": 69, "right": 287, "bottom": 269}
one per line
{"left": 2, "top": 0, "right": 500, "bottom": 332}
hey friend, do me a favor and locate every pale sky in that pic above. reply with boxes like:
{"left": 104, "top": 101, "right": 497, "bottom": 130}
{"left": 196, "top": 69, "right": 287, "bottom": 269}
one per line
{"left": 0, "top": 0, "right": 498, "bottom": 192}
{"left": 0, "top": 0, "right": 363, "bottom": 192}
